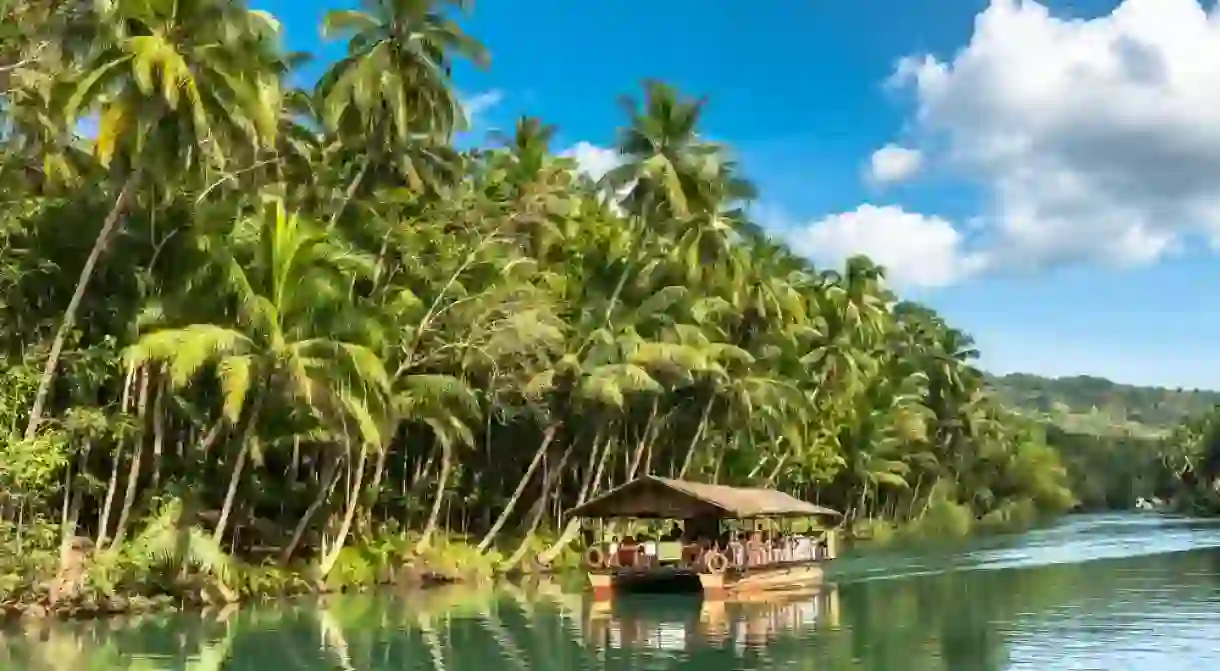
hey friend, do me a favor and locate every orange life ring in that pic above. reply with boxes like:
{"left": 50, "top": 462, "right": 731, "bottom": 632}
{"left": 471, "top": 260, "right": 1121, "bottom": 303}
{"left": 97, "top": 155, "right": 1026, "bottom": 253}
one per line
{"left": 585, "top": 546, "right": 606, "bottom": 569}
{"left": 705, "top": 551, "right": 729, "bottom": 575}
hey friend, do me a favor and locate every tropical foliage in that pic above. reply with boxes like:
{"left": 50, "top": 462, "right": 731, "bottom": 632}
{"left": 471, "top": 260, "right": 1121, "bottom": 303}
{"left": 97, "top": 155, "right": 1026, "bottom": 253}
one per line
{"left": 991, "top": 373, "right": 1220, "bottom": 512}
{"left": 1153, "top": 405, "right": 1220, "bottom": 513}
{"left": 1048, "top": 427, "right": 1160, "bottom": 511}
{"left": 0, "top": 0, "right": 1076, "bottom": 605}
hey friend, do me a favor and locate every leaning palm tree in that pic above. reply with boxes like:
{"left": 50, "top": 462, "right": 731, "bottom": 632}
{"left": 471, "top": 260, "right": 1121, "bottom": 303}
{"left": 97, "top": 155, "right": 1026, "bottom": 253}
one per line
{"left": 125, "top": 194, "right": 391, "bottom": 545}
{"left": 25, "top": 0, "right": 284, "bottom": 438}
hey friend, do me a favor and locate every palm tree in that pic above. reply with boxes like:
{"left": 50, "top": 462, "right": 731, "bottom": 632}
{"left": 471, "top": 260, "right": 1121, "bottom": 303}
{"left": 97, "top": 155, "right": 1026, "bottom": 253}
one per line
{"left": 25, "top": 0, "right": 284, "bottom": 438}
{"left": 603, "top": 81, "right": 718, "bottom": 220}
{"left": 668, "top": 152, "right": 756, "bottom": 286}
{"left": 593, "top": 82, "right": 727, "bottom": 330}
{"left": 316, "top": 0, "right": 488, "bottom": 217}
{"left": 125, "top": 195, "right": 390, "bottom": 544}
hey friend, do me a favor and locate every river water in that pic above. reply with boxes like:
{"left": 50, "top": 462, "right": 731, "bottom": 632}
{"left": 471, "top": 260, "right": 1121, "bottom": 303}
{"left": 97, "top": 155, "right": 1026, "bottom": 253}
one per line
{"left": 4, "top": 513, "right": 1220, "bottom": 670}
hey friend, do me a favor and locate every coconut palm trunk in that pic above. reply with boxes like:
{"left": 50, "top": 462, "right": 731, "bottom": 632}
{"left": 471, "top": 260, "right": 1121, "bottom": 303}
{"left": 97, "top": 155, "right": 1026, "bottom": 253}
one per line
{"left": 414, "top": 438, "right": 453, "bottom": 554}
{"left": 24, "top": 172, "right": 140, "bottom": 439}
{"left": 280, "top": 456, "right": 342, "bottom": 564}
{"left": 96, "top": 442, "right": 124, "bottom": 550}
{"left": 503, "top": 445, "right": 573, "bottom": 570}
{"left": 536, "top": 431, "right": 613, "bottom": 565}
{"left": 676, "top": 396, "right": 715, "bottom": 479}
{"left": 111, "top": 366, "right": 151, "bottom": 548}
{"left": 476, "top": 424, "right": 557, "bottom": 553}
{"left": 319, "top": 441, "right": 370, "bottom": 577}
{"left": 213, "top": 396, "right": 264, "bottom": 545}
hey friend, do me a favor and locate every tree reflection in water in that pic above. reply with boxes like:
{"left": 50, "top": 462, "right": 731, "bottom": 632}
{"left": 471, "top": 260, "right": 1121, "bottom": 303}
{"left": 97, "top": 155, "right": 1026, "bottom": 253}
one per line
{"left": 4, "top": 548, "right": 1220, "bottom": 670}
{"left": 0, "top": 580, "right": 930, "bottom": 671}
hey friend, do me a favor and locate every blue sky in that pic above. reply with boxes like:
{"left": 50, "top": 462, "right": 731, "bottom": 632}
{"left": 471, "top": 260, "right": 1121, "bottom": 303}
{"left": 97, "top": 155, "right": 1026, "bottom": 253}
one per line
{"left": 256, "top": 0, "right": 1220, "bottom": 390}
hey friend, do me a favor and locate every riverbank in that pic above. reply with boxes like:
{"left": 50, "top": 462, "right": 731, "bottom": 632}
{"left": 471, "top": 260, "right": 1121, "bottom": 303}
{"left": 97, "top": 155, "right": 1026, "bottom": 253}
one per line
{"left": 846, "top": 498, "right": 1060, "bottom": 549}
{"left": 8, "top": 514, "right": 1220, "bottom": 669}
{"left": 0, "top": 530, "right": 581, "bottom": 623}
{"left": 1, "top": 511, "right": 1047, "bottom": 622}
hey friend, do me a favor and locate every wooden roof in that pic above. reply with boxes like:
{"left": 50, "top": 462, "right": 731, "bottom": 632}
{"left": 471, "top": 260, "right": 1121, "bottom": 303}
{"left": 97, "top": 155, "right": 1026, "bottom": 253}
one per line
{"left": 567, "top": 475, "right": 842, "bottom": 520}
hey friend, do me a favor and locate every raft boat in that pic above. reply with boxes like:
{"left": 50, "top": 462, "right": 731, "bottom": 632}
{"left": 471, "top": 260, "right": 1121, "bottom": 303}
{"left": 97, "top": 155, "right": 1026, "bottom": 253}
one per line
{"left": 568, "top": 475, "right": 842, "bottom": 600}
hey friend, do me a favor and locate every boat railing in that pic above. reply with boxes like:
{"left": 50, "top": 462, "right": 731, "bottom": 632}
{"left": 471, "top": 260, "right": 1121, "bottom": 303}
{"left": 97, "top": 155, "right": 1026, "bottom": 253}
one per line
{"left": 583, "top": 532, "right": 834, "bottom": 573}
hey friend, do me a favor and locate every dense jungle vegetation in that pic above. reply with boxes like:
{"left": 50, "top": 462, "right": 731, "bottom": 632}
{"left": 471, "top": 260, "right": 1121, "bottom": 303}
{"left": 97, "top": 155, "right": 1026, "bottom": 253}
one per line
{"left": 1151, "top": 405, "right": 1220, "bottom": 514}
{"left": 0, "top": 0, "right": 1083, "bottom": 611}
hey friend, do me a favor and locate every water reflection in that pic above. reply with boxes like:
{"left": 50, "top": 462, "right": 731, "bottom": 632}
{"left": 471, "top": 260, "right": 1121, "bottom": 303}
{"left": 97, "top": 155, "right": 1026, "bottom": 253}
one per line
{"left": 582, "top": 588, "right": 839, "bottom": 659}
{"left": 0, "top": 603, "right": 242, "bottom": 671}
{"left": 0, "top": 581, "right": 844, "bottom": 670}
{"left": 5, "top": 515, "right": 1220, "bottom": 670}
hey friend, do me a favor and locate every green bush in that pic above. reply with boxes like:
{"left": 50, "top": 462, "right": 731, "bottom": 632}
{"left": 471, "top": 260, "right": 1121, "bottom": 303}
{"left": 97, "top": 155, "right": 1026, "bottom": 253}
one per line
{"left": 977, "top": 498, "right": 1038, "bottom": 533}
{"left": 906, "top": 499, "right": 973, "bottom": 539}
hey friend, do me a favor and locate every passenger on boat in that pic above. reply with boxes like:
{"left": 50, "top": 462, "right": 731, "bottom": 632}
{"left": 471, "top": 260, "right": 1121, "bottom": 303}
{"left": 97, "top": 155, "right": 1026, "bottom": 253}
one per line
{"left": 643, "top": 538, "right": 657, "bottom": 567}
{"left": 728, "top": 532, "right": 746, "bottom": 567}
{"left": 794, "top": 534, "right": 812, "bottom": 561}
{"left": 779, "top": 535, "right": 794, "bottom": 562}
{"left": 619, "top": 535, "right": 643, "bottom": 568}
{"left": 681, "top": 540, "right": 702, "bottom": 567}
{"left": 745, "top": 532, "right": 762, "bottom": 566}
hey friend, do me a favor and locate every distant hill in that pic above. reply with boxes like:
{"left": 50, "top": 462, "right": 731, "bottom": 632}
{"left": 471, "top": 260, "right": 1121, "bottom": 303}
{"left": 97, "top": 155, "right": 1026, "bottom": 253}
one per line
{"left": 986, "top": 373, "right": 1220, "bottom": 438}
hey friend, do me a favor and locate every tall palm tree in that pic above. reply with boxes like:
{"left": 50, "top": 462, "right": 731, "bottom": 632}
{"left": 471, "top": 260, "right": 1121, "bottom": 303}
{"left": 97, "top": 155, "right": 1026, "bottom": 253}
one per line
{"left": 25, "top": 0, "right": 284, "bottom": 438}
{"left": 484, "top": 116, "right": 574, "bottom": 254}
{"left": 316, "top": 0, "right": 488, "bottom": 215}
{"left": 125, "top": 195, "right": 390, "bottom": 544}
{"left": 593, "top": 82, "right": 727, "bottom": 328}
{"left": 603, "top": 81, "right": 718, "bottom": 220}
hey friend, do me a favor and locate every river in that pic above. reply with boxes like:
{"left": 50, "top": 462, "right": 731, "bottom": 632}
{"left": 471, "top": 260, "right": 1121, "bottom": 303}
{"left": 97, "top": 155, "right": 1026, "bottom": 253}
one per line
{"left": 4, "top": 513, "right": 1220, "bottom": 669}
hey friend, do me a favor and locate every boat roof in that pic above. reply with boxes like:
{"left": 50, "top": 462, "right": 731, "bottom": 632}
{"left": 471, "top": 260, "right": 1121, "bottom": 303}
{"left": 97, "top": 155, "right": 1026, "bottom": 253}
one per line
{"left": 566, "top": 475, "right": 842, "bottom": 520}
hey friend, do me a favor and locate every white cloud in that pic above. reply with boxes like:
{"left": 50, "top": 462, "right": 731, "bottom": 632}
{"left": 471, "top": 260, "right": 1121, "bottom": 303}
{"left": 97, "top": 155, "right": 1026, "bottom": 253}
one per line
{"left": 890, "top": 0, "right": 1220, "bottom": 269}
{"left": 460, "top": 89, "right": 504, "bottom": 128}
{"left": 867, "top": 144, "right": 923, "bottom": 185}
{"left": 788, "top": 204, "right": 987, "bottom": 289}
{"left": 560, "top": 141, "right": 620, "bottom": 180}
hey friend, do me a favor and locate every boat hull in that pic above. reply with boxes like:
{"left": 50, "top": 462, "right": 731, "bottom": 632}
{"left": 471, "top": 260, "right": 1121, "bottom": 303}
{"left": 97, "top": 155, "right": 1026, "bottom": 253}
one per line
{"left": 588, "top": 562, "right": 825, "bottom": 600}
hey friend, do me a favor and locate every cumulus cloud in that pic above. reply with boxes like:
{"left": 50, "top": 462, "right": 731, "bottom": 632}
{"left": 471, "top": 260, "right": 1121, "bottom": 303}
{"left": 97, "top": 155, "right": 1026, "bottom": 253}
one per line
{"left": 460, "top": 89, "right": 504, "bottom": 128}
{"left": 788, "top": 204, "right": 987, "bottom": 290}
{"left": 889, "top": 0, "right": 1220, "bottom": 268}
{"left": 560, "top": 141, "right": 620, "bottom": 180}
{"left": 867, "top": 144, "right": 923, "bottom": 185}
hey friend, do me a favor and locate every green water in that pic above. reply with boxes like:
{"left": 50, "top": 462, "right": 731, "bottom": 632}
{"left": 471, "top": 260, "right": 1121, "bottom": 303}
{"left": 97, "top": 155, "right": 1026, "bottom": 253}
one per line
{"left": 5, "top": 513, "right": 1220, "bottom": 670}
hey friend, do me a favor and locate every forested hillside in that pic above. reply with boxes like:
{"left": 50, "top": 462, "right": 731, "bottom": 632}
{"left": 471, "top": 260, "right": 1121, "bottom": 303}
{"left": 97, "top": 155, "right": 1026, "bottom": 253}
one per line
{"left": 985, "top": 373, "right": 1220, "bottom": 512}
{"left": 987, "top": 373, "right": 1220, "bottom": 437}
